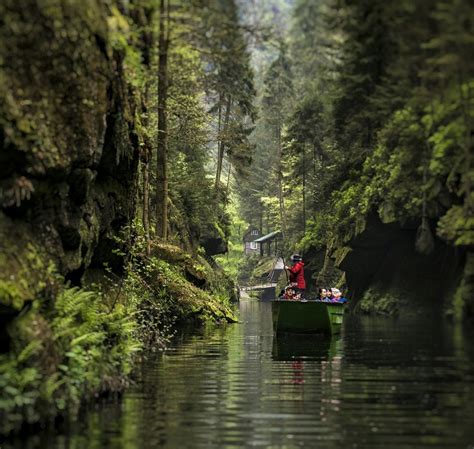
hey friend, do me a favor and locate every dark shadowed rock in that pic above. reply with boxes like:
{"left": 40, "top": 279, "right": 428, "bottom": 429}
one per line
{"left": 201, "top": 236, "right": 228, "bottom": 256}
{"left": 0, "top": 0, "right": 140, "bottom": 313}
{"left": 335, "top": 213, "right": 465, "bottom": 314}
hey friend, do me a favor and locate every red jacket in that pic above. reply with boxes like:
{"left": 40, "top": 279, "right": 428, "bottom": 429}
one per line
{"left": 288, "top": 261, "right": 305, "bottom": 289}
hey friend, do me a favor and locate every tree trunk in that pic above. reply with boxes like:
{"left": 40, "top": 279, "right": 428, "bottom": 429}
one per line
{"left": 143, "top": 156, "right": 151, "bottom": 254}
{"left": 220, "top": 158, "right": 233, "bottom": 219}
{"left": 215, "top": 100, "right": 222, "bottom": 190}
{"left": 156, "top": 0, "right": 169, "bottom": 240}
{"left": 277, "top": 121, "right": 287, "bottom": 237}
{"left": 225, "top": 159, "right": 232, "bottom": 197}
{"left": 142, "top": 81, "right": 151, "bottom": 255}
{"left": 215, "top": 95, "right": 232, "bottom": 191}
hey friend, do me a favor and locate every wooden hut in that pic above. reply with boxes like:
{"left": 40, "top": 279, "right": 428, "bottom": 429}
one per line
{"left": 253, "top": 230, "right": 282, "bottom": 257}
{"left": 243, "top": 226, "right": 261, "bottom": 255}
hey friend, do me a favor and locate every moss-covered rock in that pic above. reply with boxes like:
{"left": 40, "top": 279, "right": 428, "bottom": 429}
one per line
{"left": 332, "top": 213, "right": 464, "bottom": 315}
{"left": 0, "top": 217, "right": 58, "bottom": 311}
{"left": 0, "top": 0, "right": 139, "bottom": 260}
{"left": 0, "top": 0, "right": 241, "bottom": 436}
{"left": 357, "top": 286, "right": 409, "bottom": 316}
{"left": 0, "top": 0, "right": 140, "bottom": 317}
{"left": 143, "top": 241, "right": 237, "bottom": 323}
{"left": 0, "top": 240, "right": 237, "bottom": 436}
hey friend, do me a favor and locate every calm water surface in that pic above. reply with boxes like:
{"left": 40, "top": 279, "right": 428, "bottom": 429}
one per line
{"left": 6, "top": 297, "right": 474, "bottom": 449}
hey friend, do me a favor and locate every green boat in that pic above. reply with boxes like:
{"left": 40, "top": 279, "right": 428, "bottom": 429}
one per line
{"left": 271, "top": 299, "right": 345, "bottom": 335}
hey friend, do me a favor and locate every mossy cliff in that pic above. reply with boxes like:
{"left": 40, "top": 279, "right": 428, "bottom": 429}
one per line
{"left": 0, "top": 0, "right": 139, "bottom": 314}
{"left": 320, "top": 213, "right": 470, "bottom": 318}
{"left": 0, "top": 0, "right": 237, "bottom": 436}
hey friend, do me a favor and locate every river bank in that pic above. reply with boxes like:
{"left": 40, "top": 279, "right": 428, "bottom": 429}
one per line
{"left": 0, "top": 241, "right": 237, "bottom": 436}
{"left": 0, "top": 0, "right": 240, "bottom": 436}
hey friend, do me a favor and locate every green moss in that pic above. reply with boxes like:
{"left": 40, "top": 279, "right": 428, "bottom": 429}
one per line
{"left": 151, "top": 241, "right": 237, "bottom": 302}
{"left": 0, "top": 217, "right": 58, "bottom": 311}
{"left": 0, "top": 0, "right": 112, "bottom": 175}
{"left": 0, "top": 281, "right": 23, "bottom": 310}
{"left": 135, "top": 242, "right": 237, "bottom": 325}
{"left": 452, "top": 252, "right": 474, "bottom": 321}
{"left": 358, "top": 287, "right": 403, "bottom": 315}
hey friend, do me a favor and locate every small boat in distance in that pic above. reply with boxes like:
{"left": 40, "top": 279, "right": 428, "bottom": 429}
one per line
{"left": 271, "top": 299, "right": 345, "bottom": 335}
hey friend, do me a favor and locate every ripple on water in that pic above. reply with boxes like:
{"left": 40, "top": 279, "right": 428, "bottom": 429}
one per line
{"left": 6, "top": 300, "right": 474, "bottom": 449}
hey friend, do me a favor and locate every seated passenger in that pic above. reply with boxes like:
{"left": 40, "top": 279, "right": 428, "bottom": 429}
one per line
{"left": 286, "top": 286, "right": 296, "bottom": 300}
{"left": 325, "top": 288, "right": 333, "bottom": 301}
{"left": 318, "top": 288, "right": 327, "bottom": 301}
{"left": 281, "top": 283, "right": 299, "bottom": 300}
{"left": 331, "top": 288, "right": 348, "bottom": 303}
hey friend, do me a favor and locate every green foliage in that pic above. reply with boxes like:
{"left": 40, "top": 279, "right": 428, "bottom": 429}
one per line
{"left": 357, "top": 287, "right": 405, "bottom": 316}
{"left": 0, "top": 233, "right": 237, "bottom": 435}
{"left": 279, "top": 0, "right": 473, "bottom": 252}
{"left": 214, "top": 199, "right": 248, "bottom": 282}
{"left": 0, "top": 0, "right": 245, "bottom": 437}
{"left": 298, "top": 218, "right": 328, "bottom": 253}
{"left": 0, "top": 286, "right": 141, "bottom": 435}
{"left": 237, "top": 45, "right": 294, "bottom": 245}
{"left": 233, "top": 0, "right": 473, "bottom": 317}
{"left": 438, "top": 205, "right": 474, "bottom": 246}
{"left": 132, "top": 0, "right": 253, "bottom": 250}
{"left": 52, "top": 288, "right": 140, "bottom": 396}
{"left": 107, "top": 5, "right": 148, "bottom": 89}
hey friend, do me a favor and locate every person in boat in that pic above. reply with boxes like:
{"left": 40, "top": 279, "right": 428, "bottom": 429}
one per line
{"left": 331, "top": 288, "right": 348, "bottom": 303}
{"left": 318, "top": 288, "right": 327, "bottom": 301}
{"left": 285, "top": 254, "right": 306, "bottom": 299}
{"left": 325, "top": 288, "right": 333, "bottom": 301}
{"left": 279, "top": 283, "right": 296, "bottom": 300}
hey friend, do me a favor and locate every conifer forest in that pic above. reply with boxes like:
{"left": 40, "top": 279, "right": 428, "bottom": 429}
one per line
{"left": 0, "top": 0, "right": 473, "bottom": 447}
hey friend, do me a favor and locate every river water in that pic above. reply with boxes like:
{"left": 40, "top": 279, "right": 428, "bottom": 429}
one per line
{"left": 6, "top": 297, "right": 474, "bottom": 449}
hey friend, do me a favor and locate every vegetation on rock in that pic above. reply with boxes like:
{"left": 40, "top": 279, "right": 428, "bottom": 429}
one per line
{"left": 1, "top": 0, "right": 473, "bottom": 437}
{"left": 234, "top": 0, "right": 473, "bottom": 318}
{"left": 0, "top": 0, "right": 245, "bottom": 435}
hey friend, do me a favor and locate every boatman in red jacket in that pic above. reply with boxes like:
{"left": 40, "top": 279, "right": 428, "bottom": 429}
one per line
{"left": 285, "top": 254, "right": 306, "bottom": 299}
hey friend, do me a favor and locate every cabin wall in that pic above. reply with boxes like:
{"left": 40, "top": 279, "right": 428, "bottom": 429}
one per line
{"left": 244, "top": 241, "right": 260, "bottom": 255}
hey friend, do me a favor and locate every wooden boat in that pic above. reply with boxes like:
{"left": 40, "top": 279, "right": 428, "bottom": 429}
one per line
{"left": 271, "top": 299, "right": 345, "bottom": 335}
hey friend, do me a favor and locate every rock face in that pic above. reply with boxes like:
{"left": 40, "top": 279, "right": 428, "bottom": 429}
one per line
{"left": 334, "top": 214, "right": 466, "bottom": 315}
{"left": 0, "top": 1, "right": 140, "bottom": 313}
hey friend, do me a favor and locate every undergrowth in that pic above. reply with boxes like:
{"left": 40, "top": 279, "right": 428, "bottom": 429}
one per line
{"left": 0, "top": 287, "right": 141, "bottom": 435}
{"left": 0, "top": 234, "right": 236, "bottom": 436}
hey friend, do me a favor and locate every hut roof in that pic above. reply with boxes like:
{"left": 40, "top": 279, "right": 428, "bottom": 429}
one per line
{"left": 253, "top": 230, "right": 281, "bottom": 243}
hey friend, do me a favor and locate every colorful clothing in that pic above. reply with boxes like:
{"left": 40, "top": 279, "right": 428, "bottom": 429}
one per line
{"left": 288, "top": 261, "right": 306, "bottom": 289}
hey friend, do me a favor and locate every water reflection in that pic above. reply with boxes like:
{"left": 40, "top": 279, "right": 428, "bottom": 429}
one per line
{"left": 5, "top": 297, "right": 474, "bottom": 449}
{"left": 272, "top": 334, "right": 338, "bottom": 361}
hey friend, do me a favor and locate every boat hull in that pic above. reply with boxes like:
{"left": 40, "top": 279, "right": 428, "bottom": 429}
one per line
{"left": 271, "top": 300, "right": 345, "bottom": 335}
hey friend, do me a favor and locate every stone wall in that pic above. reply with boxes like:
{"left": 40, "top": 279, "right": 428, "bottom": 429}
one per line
{"left": 0, "top": 0, "right": 140, "bottom": 318}
{"left": 333, "top": 213, "right": 466, "bottom": 315}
